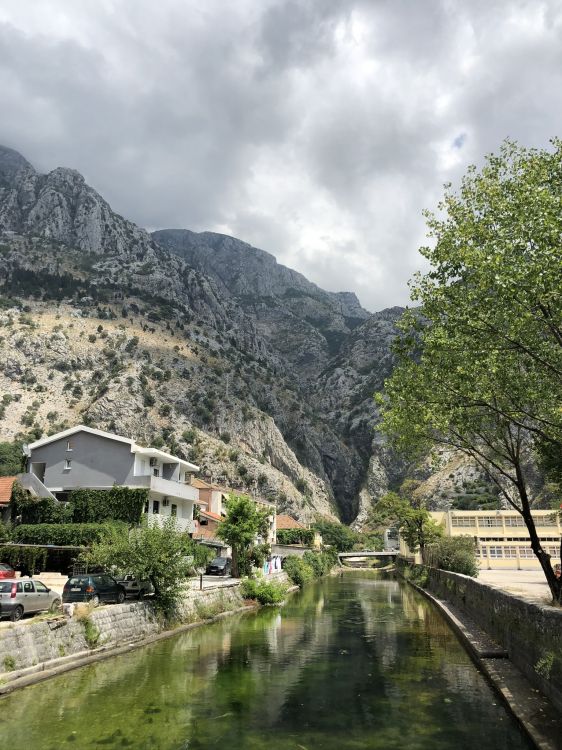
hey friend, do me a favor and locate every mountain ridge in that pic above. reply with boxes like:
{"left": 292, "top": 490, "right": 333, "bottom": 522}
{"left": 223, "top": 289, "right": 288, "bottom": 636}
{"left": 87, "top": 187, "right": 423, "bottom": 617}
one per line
{"left": 0, "top": 144, "right": 406, "bottom": 524}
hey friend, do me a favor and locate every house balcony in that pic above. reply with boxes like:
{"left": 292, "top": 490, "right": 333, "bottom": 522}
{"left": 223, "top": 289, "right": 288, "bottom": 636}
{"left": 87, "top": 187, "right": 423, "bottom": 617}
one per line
{"left": 146, "top": 513, "right": 196, "bottom": 534}
{"left": 129, "top": 474, "right": 201, "bottom": 503}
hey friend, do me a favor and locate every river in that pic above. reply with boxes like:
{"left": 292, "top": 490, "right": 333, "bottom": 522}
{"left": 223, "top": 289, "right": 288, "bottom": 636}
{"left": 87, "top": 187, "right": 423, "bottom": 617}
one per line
{"left": 0, "top": 573, "right": 532, "bottom": 749}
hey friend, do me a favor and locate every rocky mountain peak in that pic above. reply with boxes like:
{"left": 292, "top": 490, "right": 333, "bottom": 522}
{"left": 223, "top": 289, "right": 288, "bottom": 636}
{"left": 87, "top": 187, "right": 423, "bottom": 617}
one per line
{"left": 0, "top": 145, "right": 34, "bottom": 186}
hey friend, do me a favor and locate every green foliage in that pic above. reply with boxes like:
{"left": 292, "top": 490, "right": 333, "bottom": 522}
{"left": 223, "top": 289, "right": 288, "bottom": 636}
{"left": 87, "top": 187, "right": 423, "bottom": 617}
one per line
{"left": 0, "top": 521, "right": 10, "bottom": 542}
{"left": 283, "top": 549, "right": 337, "bottom": 588}
{"left": 10, "top": 481, "right": 72, "bottom": 524}
{"left": 240, "top": 577, "right": 287, "bottom": 605}
{"left": 370, "top": 490, "right": 442, "bottom": 553}
{"left": 81, "top": 617, "right": 101, "bottom": 648}
{"left": 12, "top": 523, "right": 123, "bottom": 546}
{"left": 217, "top": 494, "right": 271, "bottom": 578}
{"left": 282, "top": 556, "right": 314, "bottom": 587}
{"left": 431, "top": 536, "right": 478, "bottom": 577}
{"left": 69, "top": 487, "right": 147, "bottom": 525}
{"left": 0, "top": 544, "right": 47, "bottom": 574}
{"left": 0, "top": 440, "right": 23, "bottom": 476}
{"left": 378, "top": 140, "right": 562, "bottom": 600}
{"left": 82, "top": 518, "right": 194, "bottom": 614}
{"left": 276, "top": 528, "right": 314, "bottom": 546}
{"left": 312, "top": 520, "right": 358, "bottom": 552}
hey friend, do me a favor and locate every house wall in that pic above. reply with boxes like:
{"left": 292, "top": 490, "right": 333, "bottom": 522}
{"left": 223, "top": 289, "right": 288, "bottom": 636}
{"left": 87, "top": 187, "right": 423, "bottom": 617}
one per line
{"left": 29, "top": 432, "right": 135, "bottom": 490}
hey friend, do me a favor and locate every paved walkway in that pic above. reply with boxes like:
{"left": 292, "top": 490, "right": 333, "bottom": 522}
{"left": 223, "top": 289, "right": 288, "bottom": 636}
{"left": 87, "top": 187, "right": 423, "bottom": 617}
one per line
{"left": 477, "top": 569, "right": 554, "bottom": 605}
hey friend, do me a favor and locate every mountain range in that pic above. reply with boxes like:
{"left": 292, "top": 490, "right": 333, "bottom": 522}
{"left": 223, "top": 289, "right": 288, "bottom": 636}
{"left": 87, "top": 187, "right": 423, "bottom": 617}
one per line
{"left": 0, "top": 144, "right": 506, "bottom": 525}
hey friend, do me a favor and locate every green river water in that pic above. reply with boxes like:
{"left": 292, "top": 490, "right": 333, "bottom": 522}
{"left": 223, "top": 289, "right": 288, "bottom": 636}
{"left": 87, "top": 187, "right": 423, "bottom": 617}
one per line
{"left": 0, "top": 574, "right": 532, "bottom": 750}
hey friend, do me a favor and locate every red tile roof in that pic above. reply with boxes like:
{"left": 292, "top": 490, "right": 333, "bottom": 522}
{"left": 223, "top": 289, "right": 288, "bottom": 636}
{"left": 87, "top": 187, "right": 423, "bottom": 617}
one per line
{"left": 276, "top": 514, "right": 306, "bottom": 530}
{"left": 201, "top": 510, "right": 222, "bottom": 521}
{"left": 0, "top": 476, "right": 17, "bottom": 505}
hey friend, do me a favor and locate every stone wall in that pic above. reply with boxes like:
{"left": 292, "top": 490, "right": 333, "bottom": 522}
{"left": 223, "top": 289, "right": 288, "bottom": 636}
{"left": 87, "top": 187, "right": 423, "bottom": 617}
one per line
{"left": 0, "top": 581, "right": 258, "bottom": 679}
{"left": 423, "top": 566, "right": 562, "bottom": 711}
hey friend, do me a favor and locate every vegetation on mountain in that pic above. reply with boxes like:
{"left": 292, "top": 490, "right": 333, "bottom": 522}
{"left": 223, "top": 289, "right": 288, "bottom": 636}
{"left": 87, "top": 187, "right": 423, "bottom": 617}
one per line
{"left": 379, "top": 140, "right": 562, "bottom": 601}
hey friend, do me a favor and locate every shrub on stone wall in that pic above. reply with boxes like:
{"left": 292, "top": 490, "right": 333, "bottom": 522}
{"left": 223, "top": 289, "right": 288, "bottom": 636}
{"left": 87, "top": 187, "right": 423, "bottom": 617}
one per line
{"left": 433, "top": 536, "right": 478, "bottom": 577}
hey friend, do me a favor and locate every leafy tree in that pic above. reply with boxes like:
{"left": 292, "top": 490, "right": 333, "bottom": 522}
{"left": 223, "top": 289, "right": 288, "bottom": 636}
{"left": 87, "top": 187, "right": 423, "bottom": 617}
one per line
{"left": 378, "top": 140, "right": 562, "bottom": 601}
{"left": 216, "top": 494, "right": 270, "bottom": 578}
{"left": 370, "top": 491, "right": 442, "bottom": 553}
{"left": 0, "top": 440, "right": 23, "bottom": 476}
{"left": 82, "top": 519, "right": 205, "bottom": 613}
{"left": 312, "top": 520, "right": 358, "bottom": 552}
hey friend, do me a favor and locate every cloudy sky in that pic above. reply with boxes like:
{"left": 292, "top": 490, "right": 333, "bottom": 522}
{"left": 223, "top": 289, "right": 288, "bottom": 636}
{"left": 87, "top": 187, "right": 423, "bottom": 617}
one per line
{"left": 1, "top": 1, "right": 561, "bottom": 310}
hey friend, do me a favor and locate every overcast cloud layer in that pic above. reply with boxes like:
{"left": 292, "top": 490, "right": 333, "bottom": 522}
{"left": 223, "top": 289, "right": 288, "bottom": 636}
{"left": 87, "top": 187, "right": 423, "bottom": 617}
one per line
{"left": 1, "top": 1, "right": 561, "bottom": 310}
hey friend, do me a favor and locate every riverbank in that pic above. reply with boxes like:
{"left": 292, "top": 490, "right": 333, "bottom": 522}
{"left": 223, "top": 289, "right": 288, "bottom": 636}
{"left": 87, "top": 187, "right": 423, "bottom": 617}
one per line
{"left": 0, "top": 572, "right": 291, "bottom": 695}
{"left": 396, "top": 562, "right": 562, "bottom": 750}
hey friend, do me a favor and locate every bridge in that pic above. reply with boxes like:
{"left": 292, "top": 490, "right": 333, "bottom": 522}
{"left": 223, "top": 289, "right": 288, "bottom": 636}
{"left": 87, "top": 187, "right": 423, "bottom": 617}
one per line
{"left": 338, "top": 551, "right": 398, "bottom": 560}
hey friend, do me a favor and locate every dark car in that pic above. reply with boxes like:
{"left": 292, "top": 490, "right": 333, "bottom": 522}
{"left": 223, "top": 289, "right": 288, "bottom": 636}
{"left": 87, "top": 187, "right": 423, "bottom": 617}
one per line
{"left": 0, "top": 563, "right": 16, "bottom": 579}
{"left": 206, "top": 557, "right": 232, "bottom": 576}
{"left": 62, "top": 574, "right": 126, "bottom": 606}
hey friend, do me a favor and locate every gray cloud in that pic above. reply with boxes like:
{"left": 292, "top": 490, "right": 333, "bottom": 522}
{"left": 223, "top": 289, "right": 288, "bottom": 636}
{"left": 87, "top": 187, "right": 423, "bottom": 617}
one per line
{"left": 0, "top": 0, "right": 561, "bottom": 311}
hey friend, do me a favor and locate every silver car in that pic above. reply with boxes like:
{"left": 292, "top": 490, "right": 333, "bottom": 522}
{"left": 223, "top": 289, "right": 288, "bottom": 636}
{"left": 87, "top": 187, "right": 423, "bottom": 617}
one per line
{"left": 0, "top": 579, "right": 62, "bottom": 622}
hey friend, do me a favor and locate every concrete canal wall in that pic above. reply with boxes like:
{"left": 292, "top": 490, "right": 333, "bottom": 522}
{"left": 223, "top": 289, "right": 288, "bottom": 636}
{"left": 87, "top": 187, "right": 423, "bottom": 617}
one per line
{"left": 420, "top": 566, "right": 562, "bottom": 711}
{"left": 0, "top": 575, "right": 289, "bottom": 687}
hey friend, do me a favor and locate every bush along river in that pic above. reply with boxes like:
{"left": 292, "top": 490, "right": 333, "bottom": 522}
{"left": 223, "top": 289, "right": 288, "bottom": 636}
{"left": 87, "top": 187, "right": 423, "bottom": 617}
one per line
{"left": 0, "top": 573, "right": 532, "bottom": 750}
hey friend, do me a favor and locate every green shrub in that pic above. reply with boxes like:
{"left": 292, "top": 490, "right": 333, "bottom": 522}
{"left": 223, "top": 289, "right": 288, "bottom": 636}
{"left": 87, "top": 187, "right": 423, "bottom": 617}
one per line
{"left": 240, "top": 577, "right": 287, "bottom": 605}
{"left": 12, "top": 522, "right": 126, "bottom": 546}
{"left": 433, "top": 536, "right": 478, "bottom": 577}
{"left": 283, "top": 556, "right": 314, "bottom": 587}
{"left": 69, "top": 487, "right": 147, "bottom": 525}
{"left": 276, "top": 528, "right": 314, "bottom": 546}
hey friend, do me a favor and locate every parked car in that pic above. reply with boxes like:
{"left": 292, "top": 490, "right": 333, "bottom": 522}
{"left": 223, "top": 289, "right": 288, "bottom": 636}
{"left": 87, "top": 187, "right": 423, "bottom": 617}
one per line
{"left": 62, "top": 574, "right": 126, "bottom": 606}
{"left": 0, "top": 563, "right": 16, "bottom": 579}
{"left": 116, "top": 575, "right": 154, "bottom": 599}
{"left": 206, "top": 557, "right": 232, "bottom": 576}
{"left": 0, "top": 579, "right": 61, "bottom": 622}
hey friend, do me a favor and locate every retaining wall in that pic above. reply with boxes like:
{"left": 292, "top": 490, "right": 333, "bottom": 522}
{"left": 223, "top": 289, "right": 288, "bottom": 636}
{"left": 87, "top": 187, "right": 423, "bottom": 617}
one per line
{"left": 421, "top": 566, "right": 562, "bottom": 711}
{"left": 0, "top": 578, "right": 282, "bottom": 680}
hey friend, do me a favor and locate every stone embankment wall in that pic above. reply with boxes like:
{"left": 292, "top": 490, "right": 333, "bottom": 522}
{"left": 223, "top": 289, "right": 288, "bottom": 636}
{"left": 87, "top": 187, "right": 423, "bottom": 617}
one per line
{"left": 423, "top": 567, "right": 562, "bottom": 711}
{"left": 0, "top": 580, "right": 274, "bottom": 681}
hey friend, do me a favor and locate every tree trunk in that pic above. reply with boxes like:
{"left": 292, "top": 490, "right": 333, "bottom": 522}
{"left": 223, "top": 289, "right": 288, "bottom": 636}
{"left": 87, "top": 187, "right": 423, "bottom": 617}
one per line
{"left": 515, "top": 470, "right": 562, "bottom": 603}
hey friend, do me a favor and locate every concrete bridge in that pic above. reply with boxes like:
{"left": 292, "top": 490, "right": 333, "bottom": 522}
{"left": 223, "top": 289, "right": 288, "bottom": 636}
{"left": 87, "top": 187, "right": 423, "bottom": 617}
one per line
{"left": 338, "top": 551, "right": 398, "bottom": 560}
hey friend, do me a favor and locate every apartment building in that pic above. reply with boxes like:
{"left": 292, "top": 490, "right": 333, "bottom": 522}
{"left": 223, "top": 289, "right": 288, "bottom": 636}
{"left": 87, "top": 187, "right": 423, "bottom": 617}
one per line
{"left": 26, "top": 425, "right": 204, "bottom": 533}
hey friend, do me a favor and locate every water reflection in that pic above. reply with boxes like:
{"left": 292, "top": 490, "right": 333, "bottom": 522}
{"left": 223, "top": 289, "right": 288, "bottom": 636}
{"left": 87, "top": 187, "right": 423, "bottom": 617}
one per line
{"left": 0, "top": 575, "right": 531, "bottom": 750}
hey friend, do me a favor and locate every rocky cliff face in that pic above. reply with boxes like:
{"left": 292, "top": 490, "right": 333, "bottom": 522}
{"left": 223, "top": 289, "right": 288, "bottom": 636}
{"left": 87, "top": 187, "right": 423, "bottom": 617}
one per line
{"left": 0, "top": 145, "right": 407, "bottom": 524}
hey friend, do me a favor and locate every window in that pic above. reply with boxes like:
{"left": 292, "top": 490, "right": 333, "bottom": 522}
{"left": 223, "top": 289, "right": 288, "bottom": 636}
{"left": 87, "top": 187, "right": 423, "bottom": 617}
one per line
{"left": 451, "top": 517, "right": 476, "bottom": 527}
{"left": 519, "top": 547, "right": 535, "bottom": 559}
{"left": 16, "top": 582, "right": 23, "bottom": 593}
{"left": 536, "top": 515, "right": 557, "bottom": 527}
{"left": 488, "top": 546, "right": 503, "bottom": 558}
{"left": 23, "top": 581, "right": 34, "bottom": 592}
{"left": 479, "top": 516, "right": 502, "bottom": 527}
{"left": 66, "top": 440, "right": 73, "bottom": 451}
{"left": 503, "top": 546, "right": 518, "bottom": 558}
{"left": 171, "top": 504, "right": 177, "bottom": 517}
{"left": 505, "top": 516, "right": 525, "bottom": 527}
{"left": 152, "top": 500, "right": 160, "bottom": 514}
{"left": 34, "top": 581, "right": 48, "bottom": 592}
{"left": 153, "top": 468, "right": 160, "bottom": 477}
{"left": 144, "top": 501, "right": 149, "bottom": 513}
{"left": 64, "top": 459, "right": 72, "bottom": 471}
